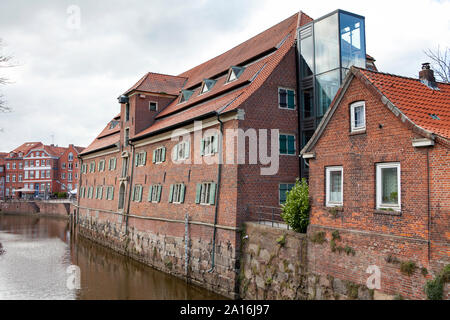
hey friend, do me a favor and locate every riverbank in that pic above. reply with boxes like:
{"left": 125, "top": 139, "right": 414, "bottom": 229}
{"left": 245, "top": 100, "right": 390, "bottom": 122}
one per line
{"left": 0, "top": 200, "right": 72, "bottom": 219}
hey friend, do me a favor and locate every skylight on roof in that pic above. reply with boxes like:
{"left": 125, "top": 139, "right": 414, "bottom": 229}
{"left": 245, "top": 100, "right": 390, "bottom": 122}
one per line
{"left": 179, "top": 90, "right": 194, "bottom": 103}
{"left": 429, "top": 114, "right": 441, "bottom": 120}
{"left": 227, "top": 66, "right": 245, "bottom": 83}
{"left": 201, "top": 79, "right": 217, "bottom": 94}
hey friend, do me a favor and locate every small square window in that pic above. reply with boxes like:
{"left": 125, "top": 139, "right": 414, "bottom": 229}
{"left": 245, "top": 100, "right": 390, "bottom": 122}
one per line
{"left": 279, "top": 88, "right": 295, "bottom": 109}
{"left": 326, "top": 167, "right": 343, "bottom": 207}
{"left": 149, "top": 102, "right": 158, "bottom": 111}
{"left": 350, "top": 101, "right": 366, "bottom": 132}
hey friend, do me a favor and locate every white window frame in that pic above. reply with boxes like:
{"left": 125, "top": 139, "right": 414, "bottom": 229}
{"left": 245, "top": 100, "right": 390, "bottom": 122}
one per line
{"left": 173, "top": 141, "right": 190, "bottom": 161}
{"left": 376, "top": 162, "right": 401, "bottom": 211}
{"left": 172, "top": 183, "right": 184, "bottom": 204}
{"left": 154, "top": 147, "right": 165, "bottom": 164}
{"left": 278, "top": 87, "right": 296, "bottom": 110}
{"left": 149, "top": 101, "right": 158, "bottom": 111}
{"left": 326, "top": 166, "right": 344, "bottom": 207}
{"left": 350, "top": 101, "right": 366, "bottom": 133}
{"left": 202, "top": 135, "right": 218, "bottom": 156}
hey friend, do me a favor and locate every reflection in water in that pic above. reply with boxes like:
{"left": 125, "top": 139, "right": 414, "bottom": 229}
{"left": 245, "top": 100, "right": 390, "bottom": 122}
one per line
{"left": 0, "top": 214, "right": 225, "bottom": 300}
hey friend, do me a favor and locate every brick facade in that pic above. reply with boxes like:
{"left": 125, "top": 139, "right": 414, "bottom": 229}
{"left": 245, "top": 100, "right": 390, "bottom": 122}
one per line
{"left": 303, "top": 69, "right": 449, "bottom": 299}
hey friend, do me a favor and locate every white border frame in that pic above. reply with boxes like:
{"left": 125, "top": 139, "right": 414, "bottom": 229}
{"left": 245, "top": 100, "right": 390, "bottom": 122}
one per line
{"left": 350, "top": 101, "right": 366, "bottom": 133}
{"left": 326, "top": 166, "right": 344, "bottom": 207}
{"left": 278, "top": 87, "right": 296, "bottom": 110}
{"left": 376, "top": 162, "right": 401, "bottom": 211}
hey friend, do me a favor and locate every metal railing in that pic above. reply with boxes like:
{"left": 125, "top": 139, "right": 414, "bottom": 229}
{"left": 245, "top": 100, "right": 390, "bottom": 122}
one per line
{"left": 245, "top": 204, "right": 289, "bottom": 230}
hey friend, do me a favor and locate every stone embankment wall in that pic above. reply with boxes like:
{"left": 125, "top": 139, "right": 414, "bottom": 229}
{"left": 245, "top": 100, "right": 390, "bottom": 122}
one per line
{"left": 0, "top": 201, "right": 70, "bottom": 218}
{"left": 239, "top": 222, "right": 393, "bottom": 300}
{"left": 76, "top": 206, "right": 238, "bottom": 299}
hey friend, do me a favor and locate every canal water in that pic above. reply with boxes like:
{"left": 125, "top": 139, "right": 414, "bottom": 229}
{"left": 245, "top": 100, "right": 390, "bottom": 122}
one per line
{"left": 0, "top": 214, "right": 226, "bottom": 300}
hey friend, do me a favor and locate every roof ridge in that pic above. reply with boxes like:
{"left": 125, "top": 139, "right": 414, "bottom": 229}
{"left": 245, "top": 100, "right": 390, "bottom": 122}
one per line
{"left": 177, "top": 12, "right": 299, "bottom": 78}
{"left": 356, "top": 67, "right": 450, "bottom": 86}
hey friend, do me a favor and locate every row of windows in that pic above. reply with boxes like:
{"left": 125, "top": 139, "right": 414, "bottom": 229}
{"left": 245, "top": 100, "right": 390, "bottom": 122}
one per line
{"left": 132, "top": 182, "right": 217, "bottom": 205}
{"left": 83, "top": 157, "right": 117, "bottom": 174}
{"left": 80, "top": 186, "right": 114, "bottom": 200}
{"left": 81, "top": 182, "right": 217, "bottom": 206}
{"left": 324, "top": 163, "right": 401, "bottom": 211}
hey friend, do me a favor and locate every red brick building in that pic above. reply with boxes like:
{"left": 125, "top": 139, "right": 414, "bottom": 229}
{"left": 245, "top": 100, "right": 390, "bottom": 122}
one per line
{"left": 1, "top": 142, "right": 84, "bottom": 199}
{"left": 301, "top": 65, "right": 449, "bottom": 299}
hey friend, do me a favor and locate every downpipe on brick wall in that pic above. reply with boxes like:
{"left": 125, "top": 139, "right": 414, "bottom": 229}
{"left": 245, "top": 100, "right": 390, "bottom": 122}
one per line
{"left": 208, "top": 112, "right": 224, "bottom": 273}
{"left": 125, "top": 142, "right": 136, "bottom": 236}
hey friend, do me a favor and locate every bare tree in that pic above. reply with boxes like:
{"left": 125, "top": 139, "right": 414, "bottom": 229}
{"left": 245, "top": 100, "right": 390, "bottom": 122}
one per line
{"left": 424, "top": 46, "right": 450, "bottom": 83}
{"left": 0, "top": 38, "right": 15, "bottom": 112}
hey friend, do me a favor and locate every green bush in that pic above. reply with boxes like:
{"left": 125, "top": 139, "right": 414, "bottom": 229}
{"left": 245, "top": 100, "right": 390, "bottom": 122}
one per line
{"left": 425, "top": 276, "right": 444, "bottom": 300}
{"left": 57, "top": 192, "right": 67, "bottom": 199}
{"left": 281, "top": 178, "right": 310, "bottom": 233}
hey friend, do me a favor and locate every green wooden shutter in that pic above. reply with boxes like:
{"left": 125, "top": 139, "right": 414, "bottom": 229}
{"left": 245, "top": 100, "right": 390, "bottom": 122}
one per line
{"left": 111, "top": 187, "right": 114, "bottom": 200}
{"left": 138, "top": 186, "right": 143, "bottom": 202}
{"left": 195, "top": 183, "right": 202, "bottom": 204}
{"left": 114, "top": 158, "right": 117, "bottom": 170}
{"left": 184, "top": 142, "right": 190, "bottom": 159}
{"left": 279, "top": 135, "right": 287, "bottom": 154}
{"left": 162, "top": 148, "right": 166, "bottom": 162}
{"left": 132, "top": 186, "right": 136, "bottom": 201}
{"left": 100, "top": 186, "right": 103, "bottom": 199}
{"left": 143, "top": 152, "right": 147, "bottom": 165}
{"left": 200, "top": 139, "right": 205, "bottom": 156}
{"left": 168, "top": 184, "right": 174, "bottom": 203}
{"left": 135, "top": 154, "right": 139, "bottom": 167}
{"left": 148, "top": 185, "right": 153, "bottom": 202}
{"left": 287, "top": 135, "right": 295, "bottom": 155}
{"left": 152, "top": 150, "right": 156, "bottom": 163}
{"left": 173, "top": 145, "right": 178, "bottom": 161}
{"left": 213, "top": 135, "right": 219, "bottom": 154}
{"left": 287, "top": 90, "right": 295, "bottom": 109}
{"left": 180, "top": 184, "right": 185, "bottom": 203}
{"left": 209, "top": 182, "right": 217, "bottom": 205}
{"left": 157, "top": 185, "right": 162, "bottom": 202}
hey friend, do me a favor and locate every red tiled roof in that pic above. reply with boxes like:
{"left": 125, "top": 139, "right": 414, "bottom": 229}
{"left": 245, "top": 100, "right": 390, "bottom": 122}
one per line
{"left": 132, "top": 12, "right": 312, "bottom": 140}
{"left": 12, "top": 142, "right": 42, "bottom": 154}
{"left": 98, "top": 117, "right": 121, "bottom": 139}
{"left": 178, "top": 13, "right": 303, "bottom": 89}
{"left": 81, "top": 119, "right": 120, "bottom": 155}
{"left": 85, "top": 11, "right": 313, "bottom": 153}
{"left": 124, "top": 72, "right": 187, "bottom": 96}
{"left": 358, "top": 68, "right": 450, "bottom": 140}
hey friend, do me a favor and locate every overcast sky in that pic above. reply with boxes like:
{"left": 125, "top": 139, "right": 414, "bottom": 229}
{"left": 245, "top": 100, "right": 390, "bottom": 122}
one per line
{"left": 0, "top": 0, "right": 448, "bottom": 152}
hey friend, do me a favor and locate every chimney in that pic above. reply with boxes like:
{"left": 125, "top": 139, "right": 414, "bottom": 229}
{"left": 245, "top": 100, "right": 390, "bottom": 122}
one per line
{"left": 419, "top": 63, "right": 436, "bottom": 82}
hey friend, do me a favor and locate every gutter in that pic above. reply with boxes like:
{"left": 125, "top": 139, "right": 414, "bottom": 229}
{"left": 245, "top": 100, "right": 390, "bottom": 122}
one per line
{"left": 208, "top": 112, "right": 224, "bottom": 273}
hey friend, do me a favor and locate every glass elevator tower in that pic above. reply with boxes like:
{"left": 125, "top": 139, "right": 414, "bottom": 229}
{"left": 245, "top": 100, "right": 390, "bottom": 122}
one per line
{"left": 298, "top": 10, "right": 366, "bottom": 177}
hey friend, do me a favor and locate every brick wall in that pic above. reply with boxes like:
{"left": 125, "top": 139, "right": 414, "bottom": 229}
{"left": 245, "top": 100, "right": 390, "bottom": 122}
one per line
{"left": 306, "top": 75, "right": 449, "bottom": 299}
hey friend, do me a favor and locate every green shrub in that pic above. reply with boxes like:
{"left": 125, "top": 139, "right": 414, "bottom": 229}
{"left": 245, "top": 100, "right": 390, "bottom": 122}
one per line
{"left": 400, "top": 261, "right": 417, "bottom": 276}
{"left": 425, "top": 276, "right": 444, "bottom": 300}
{"left": 310, "top": 231, "right": 326, "bottom": 244}
{"left": 281, "top": 178, "right": 310, "bottom": 233}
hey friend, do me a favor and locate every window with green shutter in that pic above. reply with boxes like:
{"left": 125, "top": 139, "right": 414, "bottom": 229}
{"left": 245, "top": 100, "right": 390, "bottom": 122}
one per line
{"left": 201, "top": 135, "right": 219, "bottom": 156}
{"left": 196, "top": 182, "right": 217, "bottom": 205}
{"left": 148, "top": 184, "right": 162, "bottom": 203}
{"left": 153, "top": 147, "right": 166, "bottom": 164}
{"left": 279, "top": 134, "right": 296, "bottom": 155}
{"left": 169, "top": 183, "right": 185, "bottom": 204}
{"left": 279, "top": 183, "right": 295, "bottom": 204}
{"left": 279, "top": 88, "right": 296, "bottom": 110}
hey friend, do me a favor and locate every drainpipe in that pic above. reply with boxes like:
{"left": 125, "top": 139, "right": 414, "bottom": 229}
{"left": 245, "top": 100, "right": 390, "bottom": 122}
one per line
{"left": 427, "top": 148, "right": 431, "bottom": 263}
{"left": 76, "top": 156, "right": 83, "bottom": 225}
{"left": 208, "top": 112, "right": 224, "bottom": 273}
{"left": 294, "top": 38, "right": 302, "bottom": 178}
{"left": 125, "top": 142, "right": 136, "bottom": 236}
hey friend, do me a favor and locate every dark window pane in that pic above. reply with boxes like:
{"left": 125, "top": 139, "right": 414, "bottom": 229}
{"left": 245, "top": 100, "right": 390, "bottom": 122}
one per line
{"left": 301, "top": 89, "right": 313, "bottom": 118}
{"left": 279, "top": 135, "right": 287, "bottom": 154}
{"left": 279, "top": 89, "right": 287, "bottom": 107}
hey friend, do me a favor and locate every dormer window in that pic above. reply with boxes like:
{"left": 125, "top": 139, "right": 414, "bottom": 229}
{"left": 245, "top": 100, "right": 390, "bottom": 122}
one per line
{"left": 227, "top": 66, "right": 245, "bottom": 83}
{"left": 200, "top": 79, "right": 217, "bottom": 94}
{"left": 179, "top": 90, "right": 194, "bottom": 103}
